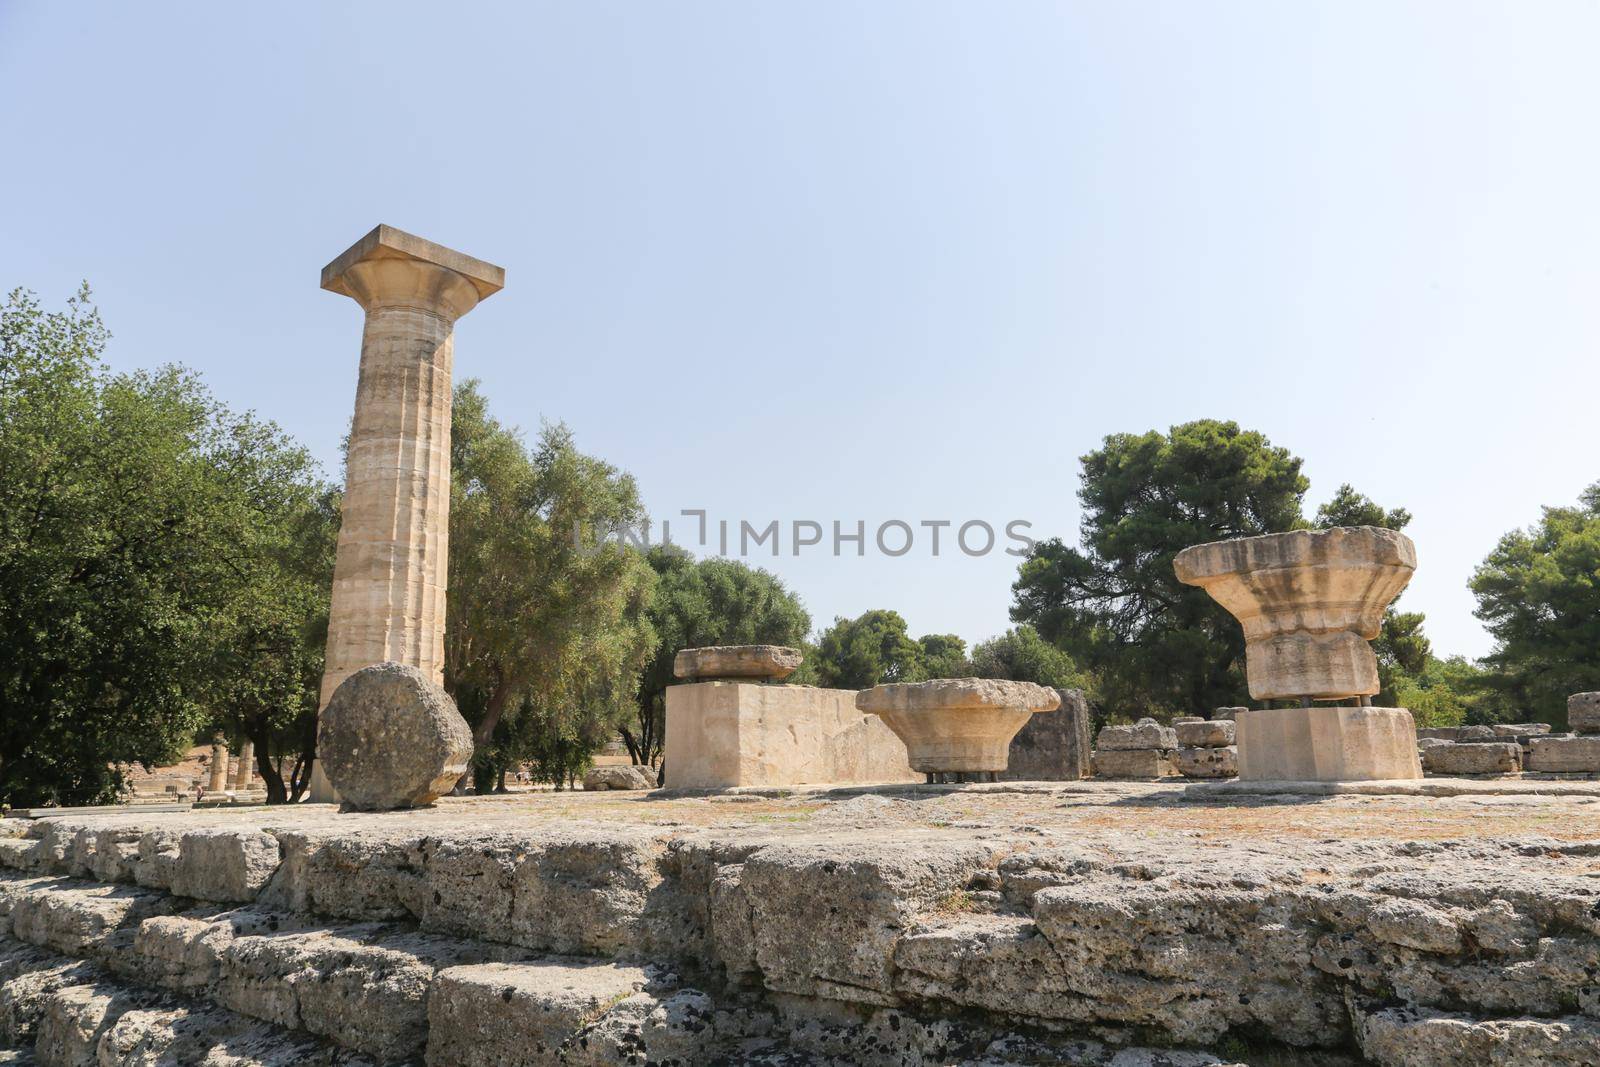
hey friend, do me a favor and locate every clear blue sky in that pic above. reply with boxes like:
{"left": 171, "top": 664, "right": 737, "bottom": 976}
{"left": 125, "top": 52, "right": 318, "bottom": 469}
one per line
{"left": 4, "top": 2, "right": 1597, "bottom": 660}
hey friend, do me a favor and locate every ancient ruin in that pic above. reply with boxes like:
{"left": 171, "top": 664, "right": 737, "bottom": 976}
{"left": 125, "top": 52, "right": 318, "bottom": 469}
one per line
{"left": 1174, "top": 716, "right": 1238, "bottom": 778}
{"left": 1000, "top": 687, "right": 1093, "bottom": 780}
{"left": 664, "top": 646, "right": 918, "bottom": 789}
{"left": 317, "top": 662, "right": 474, "bottom": 811}
{"left": 1175, "top": 526, "right": 1423, "bottom": 781}
{"left": 2, "top": 781, "right": 1598, "bottom": 1065}
{"left": 1092, "top": 717, "right": 1177, "bottom": 779}
{"left": 309, "top": 225, "right": 503, "bottom": 803}
{"left": 856, "top": 678, "right": 1059, "bottom": 783}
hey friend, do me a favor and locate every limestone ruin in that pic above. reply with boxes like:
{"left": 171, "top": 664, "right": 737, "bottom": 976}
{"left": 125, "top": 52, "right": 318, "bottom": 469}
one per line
{"left": 309, "top": 225, "right": 503, "bottom": 803}
{"left": 664, "top": 646, "right": 919, "bottom": 789}
{"left": 1175, "top": 527, "right": 1423, "bottom": 781}
{"left": 856, "top": 678, "right": 1060, "bottom": 783}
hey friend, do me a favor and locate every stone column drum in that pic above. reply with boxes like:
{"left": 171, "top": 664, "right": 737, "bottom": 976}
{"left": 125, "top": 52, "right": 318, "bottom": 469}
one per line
{"left": 309, "top": 226, "right": 504, "bottom": 802}
{"left": 1175, "top": 527, "right": 1422, "bottom": 782}
{"left": 207, "top": 738, "right": 229, "bottom": 793}
{"left": 231, "top": 740, "right": 254, "bottom": 791}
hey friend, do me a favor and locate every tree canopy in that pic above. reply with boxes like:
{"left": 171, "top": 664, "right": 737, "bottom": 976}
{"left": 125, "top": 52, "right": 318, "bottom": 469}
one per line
{"left": 812, "top": 609, "right": 931, "bottom": 690}
{"left": 444, "top": 380, "right": 657, "bottom": 784}
{"left": 0, "top": 286, "right": 334, "bottom": 806}
{"left": 969, "top": 626, "right": 1087, "bottom": 691}
{"left": 1469, "top": 483, "right": 1600, "bottom": 728}
{"left": 1010, "top": 419, "right": 1308, "bottom": 716}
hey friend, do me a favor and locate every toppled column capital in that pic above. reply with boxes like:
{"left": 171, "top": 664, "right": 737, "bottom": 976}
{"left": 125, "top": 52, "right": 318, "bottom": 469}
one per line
{"left": 322, "top": 224, "right": 505, "bottom": 321}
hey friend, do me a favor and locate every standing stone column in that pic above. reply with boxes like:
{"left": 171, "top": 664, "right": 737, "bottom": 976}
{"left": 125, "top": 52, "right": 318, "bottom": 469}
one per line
{"left": 207, "top": 737, "right": 229, "bottom": 793}
{"left": 309, "top": 226, "right": 504, "bottom": 802}
{"left": 231, "top": 739, "right": 255, "bottom": 791}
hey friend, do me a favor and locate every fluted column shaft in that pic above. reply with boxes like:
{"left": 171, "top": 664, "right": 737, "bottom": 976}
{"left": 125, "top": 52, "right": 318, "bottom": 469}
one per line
{"left": 310, "top": 228, "right": 502, "bottom": 804}
{"left": 315, "top": 261, "right": 478, "bottom": 711}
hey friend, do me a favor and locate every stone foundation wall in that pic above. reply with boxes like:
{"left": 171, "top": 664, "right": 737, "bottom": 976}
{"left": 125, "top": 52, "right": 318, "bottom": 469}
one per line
{"left": 0, "top": 808, "right": 1593, "bottom": 1065}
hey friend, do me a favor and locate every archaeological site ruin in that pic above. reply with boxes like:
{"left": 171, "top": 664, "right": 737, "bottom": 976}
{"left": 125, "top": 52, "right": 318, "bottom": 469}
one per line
{"left": 2, "top": 226, "right": 1596, "bottom": 1067}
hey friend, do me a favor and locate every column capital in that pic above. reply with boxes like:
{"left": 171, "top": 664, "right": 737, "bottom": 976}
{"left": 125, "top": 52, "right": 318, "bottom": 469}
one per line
{"left": 322, "top": 224, "right": 505, "bottom": 319}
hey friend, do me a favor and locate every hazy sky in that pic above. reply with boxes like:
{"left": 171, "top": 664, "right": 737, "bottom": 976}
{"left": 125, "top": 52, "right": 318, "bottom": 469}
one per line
{"left": 4, "top": 2, "right": 1596, "bottom": 658}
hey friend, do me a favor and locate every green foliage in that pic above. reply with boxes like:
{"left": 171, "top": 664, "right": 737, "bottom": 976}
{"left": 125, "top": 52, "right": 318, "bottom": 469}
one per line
{"left": 1314, "top": 483, "right": 1412, "bottom": 531}
{"left": 0, "top": 286, "right": 334, "bottom": 806}
{"left": 634, "top": 546, "right": 811, "bottom": 765}
{"left": 1010, "top": 419, "right": 1308, "bottom": 716}
{"left": 917, "top": 634, "right": 970, "bottom": 679}
{"left": 969, "top": 626, "right": 1088, "bottom": 691}
{"left": 1469, "top": 484, "right": 1600, "bottom": 728}
{"left": 444, "top": 381, "right": 656, "bottom": 783}
{"left": 813, "top": 609, "right": 928, "bottom": 689}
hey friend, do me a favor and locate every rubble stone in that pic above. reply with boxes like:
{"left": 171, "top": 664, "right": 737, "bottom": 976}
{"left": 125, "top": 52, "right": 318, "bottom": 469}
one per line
{"left": 582, "top": 765, "right": 657, "bottom": 791}
{"left": 1093, "top": 749, "right": 1176, "bottom": 779}
{"left": 1569, "top": 691, "right": 1600, "bottom": 735}
{"left": 1176, "top": 720, "right": 1235, "bottom": 748}
{"left": 1095, "top": 719, "right": 1176, "bottom": 751}
{"left": 1174, "top": 746, "right": 1238, "bottom": 778}
{"left": 1421, "top": 742, "right": 1521, "bottom": 776}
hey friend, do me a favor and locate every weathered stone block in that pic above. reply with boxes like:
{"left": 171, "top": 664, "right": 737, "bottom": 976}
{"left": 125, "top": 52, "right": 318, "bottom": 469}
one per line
{"left": 1422, "top": 742, "right": 1521, "bottom": 776}
{"left": 1095, "top": 719, "right": 1177, "bottom": 751}
{"left": 1175, "top": 746, "right": 1238, "bottom": 778}
{"left": 1002, "top": 688, "right": 1092, "bottom": 781}
{"left": 168, "top": 829, "right": 280, "bottom": 903}
{"left": 318, "top": 662, "right": 474, "bottom": 811}
{"left": 1212, "top": 706, "right": 1247, "bottom": 720}
{"left": 1092, "top": 749, "right": 1175, "bottom": 779}
{"left": 425, "top": 960, "right": 648, "bottom": 1067}
{"left": 1176, "top": 720, "right": 1235, "bottom": 748}
{"left": 665, "top": 682, "right": 917, "bottom": 789}
{"left": 1526, "top": 735, "right": 1600, "bottom": 773}
{"left": 673, "top": 645, "right": 803, "bottom": 682}
{"left": 1490, "top": 723, "right": 1550, "bottom": 738}
{"left": 732, "top": 839, "right": 998, "bottom": 1004}
{"left": 1569, "top": 692, "right": 1600, "bottom": 735}
{"left": 509, "top": 830, "right": 667, "bottom": 956}
{"left": 582, "top": 765, "right": 656, "bottom": 791}
{"left": 1235, "top": 706, "right": 1420, "bottom": 782}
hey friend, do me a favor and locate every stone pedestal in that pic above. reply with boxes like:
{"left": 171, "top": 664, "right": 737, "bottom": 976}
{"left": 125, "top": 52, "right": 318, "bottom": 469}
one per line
{"left": 1235, "top": 707, "right": 1421, "bottom": 782}
{"left": 665, "top": 682, "right": 918, "bottom": 789}
{"left": 309, "top": 226, "right": 503, "bottom": 803}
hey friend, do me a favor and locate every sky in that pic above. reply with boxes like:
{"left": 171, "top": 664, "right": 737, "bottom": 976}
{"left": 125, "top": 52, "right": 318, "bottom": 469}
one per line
{"left": 3, "top": 2, "right": 1597, "bottom": 659}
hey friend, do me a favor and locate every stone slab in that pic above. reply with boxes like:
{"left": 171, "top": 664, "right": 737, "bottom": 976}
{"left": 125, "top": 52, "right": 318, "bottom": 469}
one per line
{"left": 1176, "top": 720, "right": 1235, "bottom": 748}
{"left": 663, "top": 683, "right": 918, "bottom": 789}
{"left": 1236, "top": 706, "right": 1421, "bottom": 782}
{"left": 1092, "top": 749, "right": 1175, "bottom": 779}
{"left": 1421, "top": 742, "right": 1521, "bottom": 776}
{"left": 673, "top": 645, "right": 802, "bottom": 682}
{"left": 1526, "top": 735, "right": 1600, "bottom": 773}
